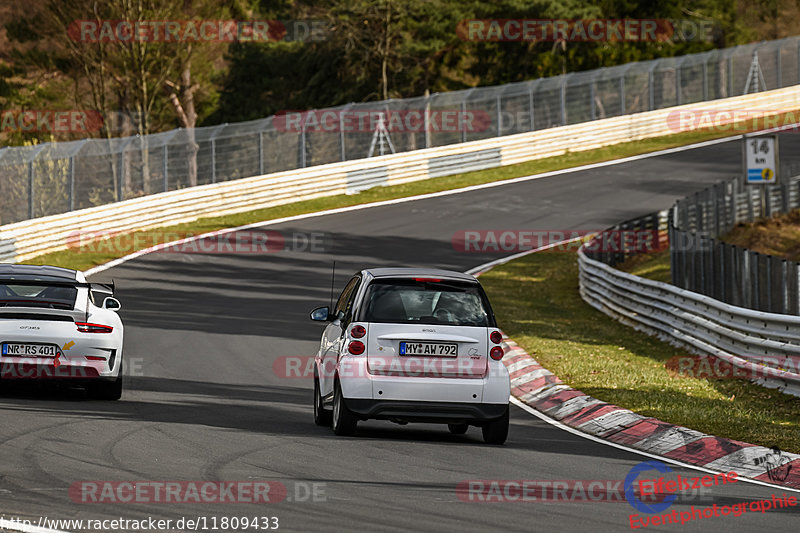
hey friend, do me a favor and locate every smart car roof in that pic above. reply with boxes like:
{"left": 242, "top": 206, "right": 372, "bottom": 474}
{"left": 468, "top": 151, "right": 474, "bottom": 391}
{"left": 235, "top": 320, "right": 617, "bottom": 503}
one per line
{"left": 362, "top": 267, "right": 478, "bottom": 283}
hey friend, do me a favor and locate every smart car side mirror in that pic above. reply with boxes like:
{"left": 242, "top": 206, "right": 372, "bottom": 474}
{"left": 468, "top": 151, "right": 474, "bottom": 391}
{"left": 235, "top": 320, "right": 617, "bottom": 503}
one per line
{"left": 310, "top": 306, "right": 331, "bottom": 321}
{"left": 103, "top": 297, "right": 122, "bottom": 311}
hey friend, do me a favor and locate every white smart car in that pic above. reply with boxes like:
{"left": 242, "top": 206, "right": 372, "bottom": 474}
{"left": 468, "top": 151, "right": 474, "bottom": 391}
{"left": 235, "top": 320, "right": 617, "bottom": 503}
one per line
{"left": 0, "top": 265, "right": 124, "bottom": 399}
{"left": 310, "top": 268, "right": 510, "bottom": 444}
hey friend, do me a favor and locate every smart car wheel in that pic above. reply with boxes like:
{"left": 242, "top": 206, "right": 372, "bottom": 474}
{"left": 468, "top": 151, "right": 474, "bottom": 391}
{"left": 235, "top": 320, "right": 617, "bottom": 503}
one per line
{"left": 332, "top": 380, "right": 358, "bottom": 436}
{"left": 481, "top": 407, "right": 509, "bottom": 445}
{"left": 314, "top": 375, "right": 332, "bottom": 426}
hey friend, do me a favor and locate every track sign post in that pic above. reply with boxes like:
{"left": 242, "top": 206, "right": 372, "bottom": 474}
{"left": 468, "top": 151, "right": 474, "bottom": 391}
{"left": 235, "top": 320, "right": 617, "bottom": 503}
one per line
{"left": 743, "top": 134, "right": 779, "bottom": 185}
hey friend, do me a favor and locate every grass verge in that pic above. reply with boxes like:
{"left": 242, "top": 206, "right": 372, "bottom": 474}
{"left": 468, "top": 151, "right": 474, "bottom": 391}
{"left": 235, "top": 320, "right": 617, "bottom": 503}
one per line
{"left": 25, "top": 110, "right": 800, "bottom": 272}
{"left": 616, "top": 250, "right": 671, "bottom": 282}
{"left": 479, "top": 250, "right": 800, "bottom": 453}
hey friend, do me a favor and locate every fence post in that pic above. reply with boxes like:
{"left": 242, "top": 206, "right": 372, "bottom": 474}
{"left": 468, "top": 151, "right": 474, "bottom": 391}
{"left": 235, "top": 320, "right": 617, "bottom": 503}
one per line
{"left": 259, "top": 131, "right": 265, "bottom": 172}
{"left": 528, "top": 85, "right": 535, "bottom": 130}
{"left": 424, "top": 93, "right": 431, "bottom": 148}
{"left": 590, "top": 82, "right": 596, "bottom": 120}
{"left": 703, "top": 59, "right": 708, "bottom": 100}
{"left": 752, "top": 252, "right": 760, "bottom": 310}
{"left": 117, "top": 151, "right": 124, "bottom": 202}
{"left": 719, "top": 242, "right": 726, "bottom": 302}
{"left": 560, "top": 75, "right": 567, "bottom": 125}
{"left": 68, "top": 155, "right": 75, "bottom": 212}
{"left": 619, "top": 75, "right": 626, "bottom": 114}
{"left": 676, "top": 63, "right": 682, "bottom": 105}
{"left": 782, "top": 259, "right": 789, "bottom": 314}
{"left": 210, "top": 139, "right": 216, "bottom": 184}
{"left": 792, "top": 260, "right": 800, "bottom": 315}
{"left": 648, "top": 70, "right": 654, "bottom": 110}
{"left": 698, "top": 234, "right": 706, "bottom": 295}
{"left": 727, "top": 56, "right": 733, "bottom": 96}
{"left": 27, "top": 159, "right": 34, "bottom": 219}
{"left": 777, "top": 46, "right": 782, "bottom": 87}
{"left": 742, "top": 250, "right": 750, "bottom": 307}
{"left": 468, "top": 99, "right": 474, "bottom": 142}
{"left": 766, "top": 256, "right": 772, "bottom": 312}
{"left": 163, "top": 144, "right": 168, "bottom": 192}
{"left": 300, "top": 127, "right": 307, "bottom": 168}
{"left": 339, "top": 114, "right": 346, "bottom": 162}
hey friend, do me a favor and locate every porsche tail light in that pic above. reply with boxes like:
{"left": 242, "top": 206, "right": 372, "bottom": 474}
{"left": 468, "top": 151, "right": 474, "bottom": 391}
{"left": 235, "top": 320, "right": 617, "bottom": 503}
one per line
{"left": 348, "top": 341, "right": 365, "bottom": 355}
{"left": 76, "top": 322, "right": 113, "bottom": 333}
{"left": 490, "top": 346, "right": 504, "bottom": 361}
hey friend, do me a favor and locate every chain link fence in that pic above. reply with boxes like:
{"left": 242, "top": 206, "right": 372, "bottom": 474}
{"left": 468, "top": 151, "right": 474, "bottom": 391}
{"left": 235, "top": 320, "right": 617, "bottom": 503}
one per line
{"left": 670, "top": 172, "right": 800, "bottom": 314}
{"left": 2, "top": 36, "right": 800, "bottom": 225}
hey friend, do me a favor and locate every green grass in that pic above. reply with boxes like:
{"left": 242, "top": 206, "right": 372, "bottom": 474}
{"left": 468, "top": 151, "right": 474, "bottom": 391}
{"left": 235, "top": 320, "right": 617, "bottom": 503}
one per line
{"left": 479, "top": 250, "right": 800, "bottom": 453}
{"left": 23, "top": 124, "right": 768, "bottom": 272}
{"left": 616, "top": 250, "right": 672, "bottom": 282}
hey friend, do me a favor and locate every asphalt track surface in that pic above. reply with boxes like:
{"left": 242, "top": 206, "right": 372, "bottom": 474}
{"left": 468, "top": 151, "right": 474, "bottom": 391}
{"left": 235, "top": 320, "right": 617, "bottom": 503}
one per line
{"left": 2, "top": 135, "right": 800, "bottom": 533}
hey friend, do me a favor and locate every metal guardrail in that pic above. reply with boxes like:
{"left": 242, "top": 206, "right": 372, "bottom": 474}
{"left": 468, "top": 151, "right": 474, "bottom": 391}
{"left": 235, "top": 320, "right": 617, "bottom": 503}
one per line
{"left": 2, "top": 36, "right": 800, "bottom": 225}
{"left": 671, "top": 174, "right": 800, "bottom": 314}
{"left": 580, "top": 251, "right": 800, "bottom": 396}
{"left": 579, "top": 211, "right": 800, "bottom": 397}
{"left": 4, "top": 85, "right": 800, "bottom": 263}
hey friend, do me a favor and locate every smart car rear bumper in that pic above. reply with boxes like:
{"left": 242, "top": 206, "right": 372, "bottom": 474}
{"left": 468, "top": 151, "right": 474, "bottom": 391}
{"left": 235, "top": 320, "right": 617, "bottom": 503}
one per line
{"left": 344, "top": 398, "right": 508, "bottom": 424}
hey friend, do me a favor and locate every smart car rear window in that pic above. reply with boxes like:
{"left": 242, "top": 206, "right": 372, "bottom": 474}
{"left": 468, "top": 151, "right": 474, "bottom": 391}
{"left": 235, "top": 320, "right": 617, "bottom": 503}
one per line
{"left": 360, "top": 278, "right": 492, "bottom": 326}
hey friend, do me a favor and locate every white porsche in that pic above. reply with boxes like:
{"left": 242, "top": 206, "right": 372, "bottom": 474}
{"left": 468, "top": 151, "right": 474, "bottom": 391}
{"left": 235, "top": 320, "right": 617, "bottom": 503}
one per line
{"left": 0, "top": 265, "right": 124, "bottom": 400}
{"left": 310, "top": 268, "right": 510, "bottom": 444}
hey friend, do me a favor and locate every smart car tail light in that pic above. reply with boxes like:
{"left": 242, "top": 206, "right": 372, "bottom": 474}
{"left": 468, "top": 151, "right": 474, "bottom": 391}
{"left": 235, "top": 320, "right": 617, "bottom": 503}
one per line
{"left": 76, "top": 322, "right": 113, "bottom": 333}
{"left": 490, "top": 330, "right": 502, "bottom": 344}
{"left": 351, "top": 325, "right": 366, "bottom": 338}
{"left": 490, "top": 346, "right": 504, "bottom": 361}
{"left": 348, "top": 340, "right": 365, "bottom": 355}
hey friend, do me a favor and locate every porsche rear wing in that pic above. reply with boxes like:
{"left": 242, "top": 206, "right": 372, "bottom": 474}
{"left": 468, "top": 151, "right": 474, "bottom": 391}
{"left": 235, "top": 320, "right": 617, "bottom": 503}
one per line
{"left": 0, "top": 278, "right": 115, "bottom": 323}
{"left": 90, "top": 281, "right": 115, "bottom": 295}
{"left": 0, "top": 278, "right": 114, "bottom": 294}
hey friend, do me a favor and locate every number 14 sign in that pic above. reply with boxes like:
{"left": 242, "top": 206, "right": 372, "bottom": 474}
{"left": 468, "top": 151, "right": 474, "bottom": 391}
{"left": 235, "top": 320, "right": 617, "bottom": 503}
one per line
{"left": 743, "top": 134, "right": 779, "bottom": 184}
